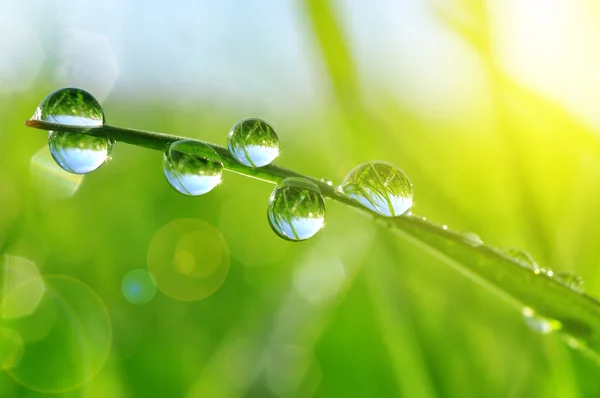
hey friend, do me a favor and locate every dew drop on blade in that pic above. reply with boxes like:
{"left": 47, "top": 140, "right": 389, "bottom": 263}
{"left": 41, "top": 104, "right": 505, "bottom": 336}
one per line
{"left": 553, "top": 271, "right": 584, "bottom": 293}
{"left": 267, "top": 178, "right": 326, "bottom": 242}
{"left": 340, "top": 161, "right": 413, "bottom": 217}
{"left": 461, "top": 232, "right": 483, "bottom": 247}
{"left": 163, "top": 140, "right": 223, "bottom": 196}
{"left": 48, "top": 131, "right": 113, "bottom": 174}
{"left": 522, "top": 307, "right": 561, "bottom": 334}
{"left": 32, "top": 88, "right": 111, "bottom": 174}
{"left": 228, "top": 118, "right": 279, "bottom": 167}
{"left": 502, "top": 248, "right": 540, "bottom": 272}
{"left": 30, "top": 87, "right": 105, "bottom": 127}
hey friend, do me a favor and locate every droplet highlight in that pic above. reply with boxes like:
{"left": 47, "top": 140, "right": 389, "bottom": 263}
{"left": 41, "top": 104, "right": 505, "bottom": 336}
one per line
{"left": 163, "top": 140, "right": 223, "bottom": 196}
{"left": 267, "top": 178, "right": 326, "bottom": 242}
{"left": 340, "top": 161, "right": 413, "bottom": 217}
{"left": 31, "top": 87, "right": 105, "bottom": 127}
{"left": 554, "top": 271, "right": 584, "bottom": 293}
{"left": 48, "top": 131, "right": 113, "bottom": 174}
{"left": 522, "top": 307, "right": 561, "bottom": 334}
{"left": 228, "top": 118, "right": 279, "bottom": 167}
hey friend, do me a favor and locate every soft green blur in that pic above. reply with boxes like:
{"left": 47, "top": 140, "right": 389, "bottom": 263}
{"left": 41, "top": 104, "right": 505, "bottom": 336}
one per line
{"left": 2, "top": 1, "right": 600, "bottom": 397}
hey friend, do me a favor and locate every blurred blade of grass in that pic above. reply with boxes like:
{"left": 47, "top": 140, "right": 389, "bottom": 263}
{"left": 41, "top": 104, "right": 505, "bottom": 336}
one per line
{"left": 433, "top": 0, "right": 555, "bottom": 266}
{"left": 304, "top": 0, "right": 488, "bottom": 234}
{"left": 541, "top": 335, "right": 581, "bottom": 398}
{"left": 365, "top": 233, "right": 437, "bottom": 398}
{"left": 434, "top": 0, "right": 600, "bottom": 268}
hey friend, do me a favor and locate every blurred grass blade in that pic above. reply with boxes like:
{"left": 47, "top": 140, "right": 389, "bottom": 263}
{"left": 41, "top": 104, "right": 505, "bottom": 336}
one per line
{"left": 366, "top": 235, "right": 437, "bottom": 398}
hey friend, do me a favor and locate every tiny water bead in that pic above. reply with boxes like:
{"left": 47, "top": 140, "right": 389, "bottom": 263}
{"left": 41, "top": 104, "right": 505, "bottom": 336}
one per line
{"left": 554, "top": 271, "right": 584, "bottom": 293}
{"left": 228, "top": 118, "right": 279, "bottom": 167}
{"left": 340, "top": 161, "right": 413, "bottom": 217}
{"left": 267, "top": 178, "right": 326, "bottom": 242}
{"left": 163, "top": 140, "right": 223, "bottom": 196}
{"left": 502, "top": 248, "right": 539, "bottom": 271}
{"left": 49, "top": 131, "right": 113, "bottom": 174}
{"left": 122, "top": 269, "right": 157, "bottom": 305}
{"left": 31, "top": 87, "right": 105, "bottom": 127}
{"left": 461, "top": 232, "right": 483, "bottom": 247}
{"left": 522, "top": 307, "right": 561, "bottom": 334}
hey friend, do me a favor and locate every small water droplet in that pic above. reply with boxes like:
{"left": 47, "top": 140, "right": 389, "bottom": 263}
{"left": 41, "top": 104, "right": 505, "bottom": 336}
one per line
{"left": 30, "top": 87, "right": 105, "bottom": 126}
{"left": 267, "top": 178, "right": 326, "bottom": 241}
{"left": 522, "top": 307, "right": 561, "bottom": 334}
{"left": 553, "top": 271, "right": 584, "bottom": 293}
{"left": 503, "top": 248, "right": 540, "bottom": 272}
{"left": 228, "top": 118, "right": 279, "bottom": 167}
{"left": 163, "top": 140, "right": 223, "bottom": 196}
{"left": 320, "top": 178, "right": 334, "bottom": 187}
{"left": 442, "top": 225, "right": 448, "bottom": 230}
{"left": 48, "top": 131, "right": 113, "bottom": 174}
{"left": 340, "top": 161, "right": 413, "bottom": 217}
{"left": 461, "top": 232, "right": 483, "bottom": 247}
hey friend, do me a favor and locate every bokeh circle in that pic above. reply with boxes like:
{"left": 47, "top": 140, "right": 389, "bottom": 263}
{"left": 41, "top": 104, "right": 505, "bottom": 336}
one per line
{"left": 2, "top": 275, "right": 112, "bottom": 393}
{"left": 121, "top": 269, "right": 157, "bottom": 305}
{"left": 147, "top": 219, "right": 230, "bottom": 301}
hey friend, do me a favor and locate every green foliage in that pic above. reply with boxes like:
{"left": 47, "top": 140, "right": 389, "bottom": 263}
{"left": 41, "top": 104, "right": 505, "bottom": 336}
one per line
{"left": 2, "top": 1, "right": 600, "bottom": 397}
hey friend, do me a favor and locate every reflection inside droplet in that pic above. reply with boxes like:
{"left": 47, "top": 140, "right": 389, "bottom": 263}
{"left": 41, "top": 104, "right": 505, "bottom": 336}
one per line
{"left": 228, "top": 118, "right": 280, "bottom": 167}
{"left": 49, "top": 131, "right": 113, "bottom": 174}
{"left": 267, "top": 178, "right": 326, "bottom": 242}
{"left": 163, "top": 140, "right": 223, "bottom": 196}
{"left": 340, "top": 161, "right": 413, "bottom": 217}
{"left": 30, "top": 87, "right": 105, "bottom": 127}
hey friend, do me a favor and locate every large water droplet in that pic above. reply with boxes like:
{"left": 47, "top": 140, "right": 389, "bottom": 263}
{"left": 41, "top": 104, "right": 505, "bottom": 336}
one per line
{"left": 31, "top": 87, "right": 105, "bottom": 126}
{"left": 340, "top": 161, "right": 413, "bottom": 217}
{"left": 163, "top": 140, "right": 223, "bottom": 196}
{"left": 228, "top": 118, "right": 279, "bottom": 167}
{"left": 267, "top": 178, "right": 326, "bottom": 241}
{"left": 554, "top": 271, "right": 584, "bottom": 293}
{"left": 503, "top": 248, "right": 540, "bottom": 272}
{"left": 48, "top": 131, "right": 113, "bottom": 174}
{"left": 522, "top": 307, "right": 561, "bottom": 334}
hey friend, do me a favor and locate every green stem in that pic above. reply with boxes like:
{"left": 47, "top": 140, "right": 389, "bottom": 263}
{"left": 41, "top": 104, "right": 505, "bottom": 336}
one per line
{"left": 25, "top": 118, "right": 600, "bottom": 358}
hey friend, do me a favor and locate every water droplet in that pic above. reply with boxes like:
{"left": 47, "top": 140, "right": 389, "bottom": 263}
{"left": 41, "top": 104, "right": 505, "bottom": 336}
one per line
{"left": 553, "top": 271, "right": 584, "bottom": 293}
{"left": 442, "top": 225, "right": 448, "bottom": 230}
{"left": 340, "top": 161, "right": 413, "bottom": 217}
{"left": 31, "top": 87, "right": 105, "bottom": 126}
{"left": 48, "top": 131, "right": 113, "bottom": 174}
{"left": 461, "top": 232, "right": 483, "bottom": 247}
{"left": 320, "top": 178, "right": 334, "bottom": 187}
{"left": 121, "top": 269, "right": 157, "bottom": 305}
{"left": 163, "top": 140, "right": 223, "bottom": 196}
{"left": 503, "top": 248, "right": 540, "bottom": 271}
{"left": 522, "top": 307, "right": 561, "bottom": 334}
{"left": 267, "top": 178, "right": 326, "bottom": 241}
{"left": 228, "top": 118, "right": 279, "bottom": 167}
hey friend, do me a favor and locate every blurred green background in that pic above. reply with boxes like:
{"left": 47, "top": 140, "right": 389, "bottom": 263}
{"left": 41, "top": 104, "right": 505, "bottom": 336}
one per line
{"left": 3, "top": 0, "right": 600, "bottom": 396}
